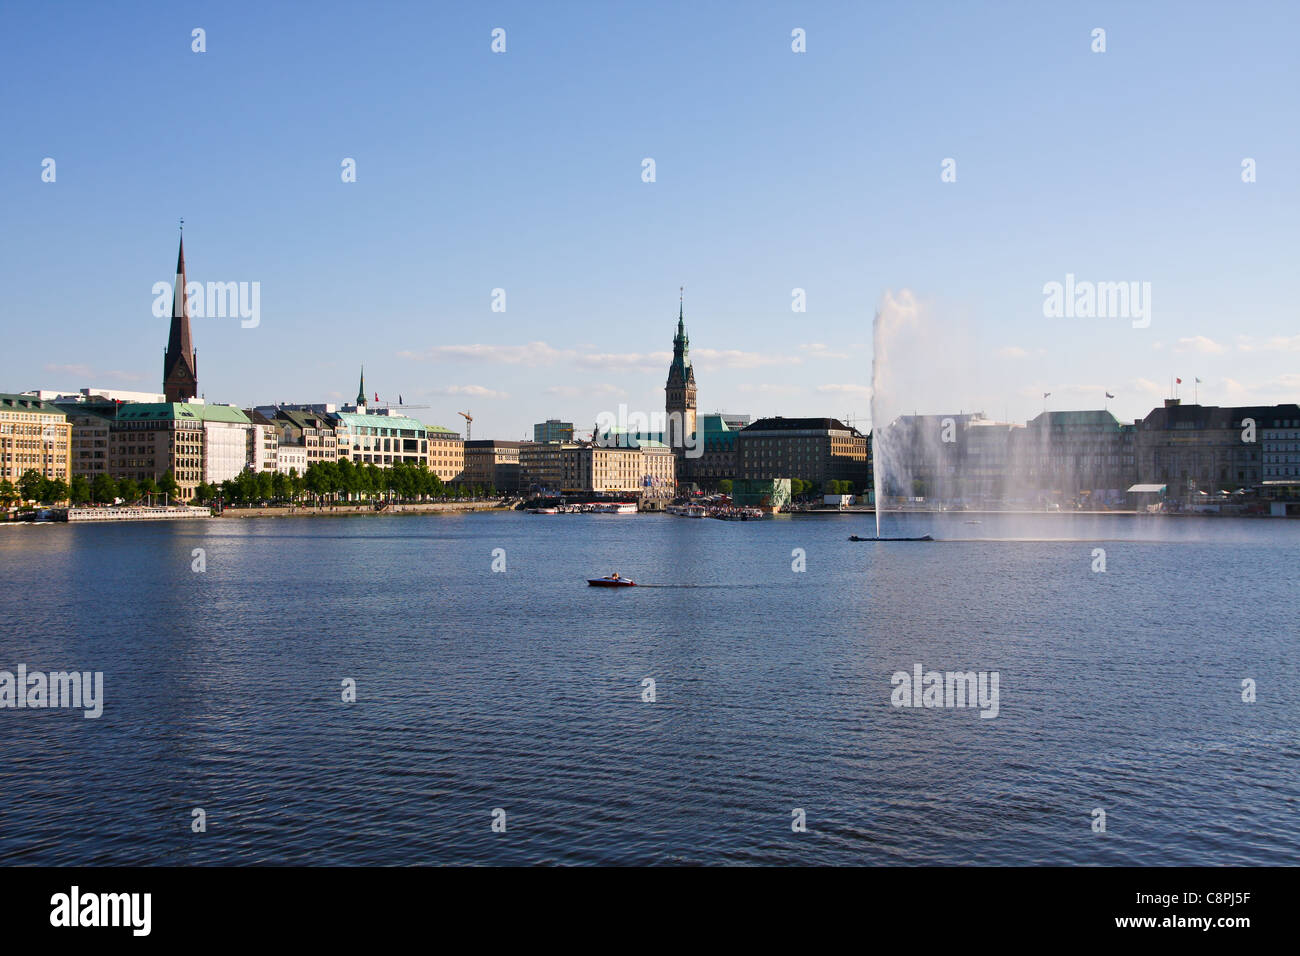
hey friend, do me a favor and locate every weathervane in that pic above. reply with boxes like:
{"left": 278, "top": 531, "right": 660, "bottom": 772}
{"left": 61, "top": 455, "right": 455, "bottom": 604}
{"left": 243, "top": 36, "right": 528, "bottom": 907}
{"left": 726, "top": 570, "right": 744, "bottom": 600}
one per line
{"left": 179, "top": 217, "right": 184, "bottom": 233}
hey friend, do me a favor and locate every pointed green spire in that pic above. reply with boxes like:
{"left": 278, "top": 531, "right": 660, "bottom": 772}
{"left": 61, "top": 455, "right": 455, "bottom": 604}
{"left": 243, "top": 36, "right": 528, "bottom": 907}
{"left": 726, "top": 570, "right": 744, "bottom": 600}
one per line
{"left": 356, "top": 366, "right": 365, "bottom": 406}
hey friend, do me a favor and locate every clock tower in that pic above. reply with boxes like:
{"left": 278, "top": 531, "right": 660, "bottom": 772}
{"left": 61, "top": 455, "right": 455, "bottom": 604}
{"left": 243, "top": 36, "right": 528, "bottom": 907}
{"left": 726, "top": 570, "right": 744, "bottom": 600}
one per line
{"left": 664, "top": 290, "right": 697, "bottom": 456}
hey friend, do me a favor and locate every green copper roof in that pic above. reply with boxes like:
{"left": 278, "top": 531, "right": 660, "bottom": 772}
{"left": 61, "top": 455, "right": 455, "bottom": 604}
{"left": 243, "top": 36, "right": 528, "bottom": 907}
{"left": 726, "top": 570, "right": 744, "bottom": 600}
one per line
{"left": 0, "top": 393, "right": 68, "bottom": 417}
{"left": 333, "top": 411, "right": 457, "bottom": 436}
{"left": 115, "top": 403, "right": 250, "bottom": 424}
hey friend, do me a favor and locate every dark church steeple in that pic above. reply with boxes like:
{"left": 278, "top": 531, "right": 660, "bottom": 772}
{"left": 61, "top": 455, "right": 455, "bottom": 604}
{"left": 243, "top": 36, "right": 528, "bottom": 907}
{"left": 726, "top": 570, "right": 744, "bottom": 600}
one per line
{"left": 162, "top": 229, "right": 198, "bottom": 402}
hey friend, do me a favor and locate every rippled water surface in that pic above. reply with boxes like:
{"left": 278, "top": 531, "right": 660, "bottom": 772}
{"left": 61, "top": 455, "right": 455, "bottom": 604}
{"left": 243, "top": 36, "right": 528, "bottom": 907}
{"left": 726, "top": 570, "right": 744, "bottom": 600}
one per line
{"left": 1, "top": 510, "right": 1297, "bottom": 865}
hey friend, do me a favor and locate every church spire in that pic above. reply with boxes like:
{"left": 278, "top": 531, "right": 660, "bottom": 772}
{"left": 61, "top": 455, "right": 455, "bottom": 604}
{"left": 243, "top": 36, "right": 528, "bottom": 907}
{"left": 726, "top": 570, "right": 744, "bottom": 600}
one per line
{"left": 670, "top": 288, "right": 692, "bottom": 380}
{"left": 356, "top": 366, "right": 366, "bottom": 407}
{"left": 162, "top": 225, "right": 198, "bottom": 402}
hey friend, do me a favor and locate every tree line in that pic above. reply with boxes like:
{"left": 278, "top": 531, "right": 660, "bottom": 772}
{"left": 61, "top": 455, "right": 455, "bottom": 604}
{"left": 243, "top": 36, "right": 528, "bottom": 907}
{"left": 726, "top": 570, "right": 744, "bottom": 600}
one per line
{"left": 1, "top": 469, "right": 182, "bottom": 507}
{"left": 197, "top": 459, "right": 498, "bottom": 505}
{"left": 2, "top": 460, "right": 499, "bottom": 510}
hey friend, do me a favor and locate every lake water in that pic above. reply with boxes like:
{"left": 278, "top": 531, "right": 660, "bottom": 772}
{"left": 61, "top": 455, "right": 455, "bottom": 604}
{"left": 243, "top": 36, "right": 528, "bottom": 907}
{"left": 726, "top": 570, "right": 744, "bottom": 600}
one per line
{"left": 1, "top": 511, "right": 1297, "bottom": 865}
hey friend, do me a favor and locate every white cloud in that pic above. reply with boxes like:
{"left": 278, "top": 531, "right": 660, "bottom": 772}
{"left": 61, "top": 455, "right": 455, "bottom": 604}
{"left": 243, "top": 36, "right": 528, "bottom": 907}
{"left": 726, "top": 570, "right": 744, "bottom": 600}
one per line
{"left": 693, "top": 348, "right": 804, "bottom": 369}
{"left": 43, "top": 362, "right": 94, "bottom": 377}
{"left": 1235, "top": 334, "right": 1300, "bottom": 353}
{"left": 573, "top": 352, "right": 669, "bottom": 372}
{"left": 41, "top": 363, "right": 144, "bottom": 384}
{"left": 817, "top": 383, "right": 872, "bottom": 398}
{"left": 398, "top": 342, "right": 569, "bottom": 366}
{"left": 799, "top": 343, "right": 851, "bottom": 359}
{"left": 431, "top": 385, "right": 509, "bottom": 400}
{"left": 994, "top": 346, "right": 1046, "bottom": 360}
{"left": 544, "top": 384, "right": 625, "bottom": 398}
{"left": 738, "top": 383, "right": 802, "bottom": 395}
{"left": 1174, "top": 335, "right": 1226, "bottom": 355}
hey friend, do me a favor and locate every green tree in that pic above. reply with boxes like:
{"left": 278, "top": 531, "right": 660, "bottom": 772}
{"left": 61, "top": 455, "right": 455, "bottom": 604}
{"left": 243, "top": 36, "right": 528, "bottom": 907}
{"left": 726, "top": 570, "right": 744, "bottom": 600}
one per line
{"left": 159, "top": 470, "right": 181, "bottom": 501}
{"left": 272, "top": 471, "right": 289, "bottom": 500}
{"left": 92, "top": 473, "right": 118, "bottom": 504}
{"left": 337, "top": 457, "right": 357, "bottom": 501}
{"left": 0, "top": 479, "right": 18, "bottom": 508}
{"left": 69, "top": 474, "right": 91, "bottom": 505}
{"left": 18, "top": 469, "right": 44, "bottom": 503}
{"left": 118, "top": 477, "right": 140, "bottom": 503}
{"left": 719, "top": 479, "right": 733, "bottom": 495}
{"left": 139, "top": 476, "right": 158, "bottom": 500}
{"left": 40, "top": 477, "right": 69, "bottom": 504}
{"left": 234, "top": 469, "right": 256, "bottom": 503}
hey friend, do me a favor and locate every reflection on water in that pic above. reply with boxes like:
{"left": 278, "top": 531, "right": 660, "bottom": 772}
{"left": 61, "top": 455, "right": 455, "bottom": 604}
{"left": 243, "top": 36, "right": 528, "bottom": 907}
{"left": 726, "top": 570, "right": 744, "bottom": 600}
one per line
{"left": 0, "top": 512, "right": 1296, "bottom": 865}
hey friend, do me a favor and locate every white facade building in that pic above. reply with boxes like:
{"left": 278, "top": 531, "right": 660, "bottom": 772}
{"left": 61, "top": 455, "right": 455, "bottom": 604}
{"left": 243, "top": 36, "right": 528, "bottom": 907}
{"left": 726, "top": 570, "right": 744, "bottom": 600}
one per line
{"left": 276, "top": 443, "right": 308, "bottom": 476}
{"left": 203, "top": 412, "right": 252, "bottom": 484}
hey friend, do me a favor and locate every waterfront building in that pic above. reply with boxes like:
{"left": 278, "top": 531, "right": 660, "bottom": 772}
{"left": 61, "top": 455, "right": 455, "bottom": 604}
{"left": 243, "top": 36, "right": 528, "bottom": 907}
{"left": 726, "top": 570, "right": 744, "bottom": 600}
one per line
{"left": 664, "top": 296, "right": 698, "bottom": 458}
{"left": 1261, "top": 411, "right": 1300, "bottom": 484}
{"left": 875, "top": 410, "right": 1133, "bottom": 506}
{"left": 873, "top": 412, "right": 986, "bottom": 502}
{"left": 636, "top": 441, "right": 677, "bottom": 497}
{"left": 533, "top": 419, "right": 574, "bottom": 444}
{"left": 423, "top": 425, "right": 464, "bottom": 482}
{"left": 688, "top": 413, "right": 750, "bottom": 488}
{"left": 581, "top": 445, "right": 644, "bottom": 493}
{"left": 269, "top": 409, "right": 338, "bottom": 467}
{"left": 330, "top": 402, "right": 464, "bottom": 481}
{"left": 245, "top": 409, "right": 279, "bottom": 473}
{"left": 462, "top": 439, "right": 525, "bottom": 491}
{"left": 331, "top": 406, "right": 431, "bottom": 467}
{"left": 49, "top": 395, "right": 119, "bottom": 481}
{"left": 520, "top": 441, "right": 579, "bottom": 494}
{"left": 275, "top": 443, "right": 308, "bottom": 476}
{"left": 162, "top": 236, "right": 199, "bottom": 402}
{"left": 109, "top": 402, "right": 250, "bottom": 499}
{"left": 0, "top": 393, "right": 72, "bottom": 487}
{"left": 202, "top": 406, "right": 253, "bottom": 485}
{"left": 519, "top": 440, "right": 674, "bottom": 497}
{"left": 1134, "top": 400, "right": 1299, "bottom": 493}
{"left": 736, "top": 417, "right": 870, "bottom": 492}
{"left": 1016, "top": 410, "right": 1136, "bottom": 504}
{"left": 963, "top": 418, "right": 1025, "bottom": 504}
{"left": 573, "top": 442, "right": 676, "bottom": 495}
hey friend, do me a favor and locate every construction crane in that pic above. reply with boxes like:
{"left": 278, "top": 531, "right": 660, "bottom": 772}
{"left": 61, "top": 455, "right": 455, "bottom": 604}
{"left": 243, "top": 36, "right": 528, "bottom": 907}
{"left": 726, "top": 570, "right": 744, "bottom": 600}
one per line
{"left": 458, "top": 410, "right": 472, "bottom": 441}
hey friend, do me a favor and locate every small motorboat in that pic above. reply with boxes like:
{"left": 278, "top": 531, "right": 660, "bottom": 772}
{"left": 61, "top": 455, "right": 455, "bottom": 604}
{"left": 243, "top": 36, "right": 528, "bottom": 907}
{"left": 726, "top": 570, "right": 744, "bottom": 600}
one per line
{"left": 588, "top": 576, "right": 636, "bottom": 587}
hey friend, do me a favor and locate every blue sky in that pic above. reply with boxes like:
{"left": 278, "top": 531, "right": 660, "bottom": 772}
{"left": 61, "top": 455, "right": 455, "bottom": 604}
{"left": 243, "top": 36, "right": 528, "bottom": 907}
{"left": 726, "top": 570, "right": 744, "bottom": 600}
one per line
{"left": 2, "top": 1, "right": 1297, "bottom": 439}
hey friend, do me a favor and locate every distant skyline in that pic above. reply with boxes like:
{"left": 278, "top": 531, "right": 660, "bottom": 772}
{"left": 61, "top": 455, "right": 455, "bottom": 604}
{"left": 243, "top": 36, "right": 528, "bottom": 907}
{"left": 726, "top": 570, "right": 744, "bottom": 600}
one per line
{"left": 2, "top": 1, "right": 1297, "bottom": 440}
